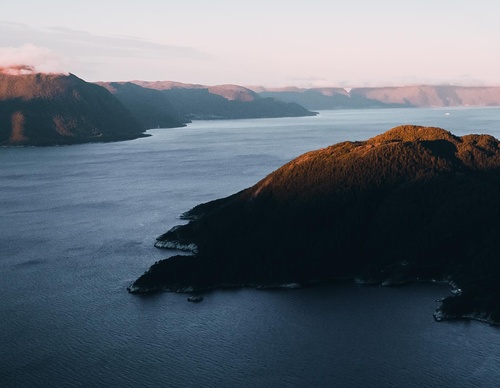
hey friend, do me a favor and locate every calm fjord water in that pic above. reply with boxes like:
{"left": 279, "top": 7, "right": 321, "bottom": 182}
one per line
{"left": 2, "top": 108, "right": 500, "bottom": 387}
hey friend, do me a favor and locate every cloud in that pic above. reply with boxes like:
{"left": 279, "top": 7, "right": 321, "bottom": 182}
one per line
{"left": 284, "top": 75, "right": 330, "bottom": 88}
{"left": 0, "top": 21, "right": 207, "bottom": 61}
{"left": 47, "top": 26, "right": 208, "bottom": 59}
{"left": 289, "top": 76, "right": 327, "bottom": 82}
{"left": 0, "top": 21, "right": 209, "bottom": 81}
{"left": 0, "top": 44, "right": 70, "bottom": 74}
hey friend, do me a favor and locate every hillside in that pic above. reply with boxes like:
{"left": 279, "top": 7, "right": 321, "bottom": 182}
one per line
{"left": 130, "top": 125, "right": 500, "bottom": 324}
{"left": 0, "top": 72, "right": 144, "bottom": 145}
{"left": 255, "top": 85, "right": 500, "bottom": 110}
{"left": 131, "top": 81, "right": 317, "bottom": 120}
{"left": 352, "top": 85, "right": 500, "bottom": 107}
{"left": 131, "top": 80, "right": 206, "bottom": 90}
{"left": 258, "top": 87, "right": 405, "bottom": 109}
{"left": 97, "top": 82, "right": 186, "bottom": 130}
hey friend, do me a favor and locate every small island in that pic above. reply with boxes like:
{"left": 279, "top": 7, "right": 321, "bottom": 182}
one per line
{"left": 129, "top": 125, "right": 500, "bottom": 325}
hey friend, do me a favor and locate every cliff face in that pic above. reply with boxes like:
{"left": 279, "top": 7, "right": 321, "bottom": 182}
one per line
{"left": 131, "top": 125, "right": 500, "bottom": 323}
{"left": 97, "top": 82, "right": 186, "bottom": 130}
{"left": 0, "top": 73, "right": 143, "bottom": 145}
{"left": 131, "top": 81, "right": 317, "bottom": 120}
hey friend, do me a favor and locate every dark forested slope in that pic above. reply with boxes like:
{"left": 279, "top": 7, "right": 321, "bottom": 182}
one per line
{"left": 130, "top": 125, "right": 500, "bottom": 324}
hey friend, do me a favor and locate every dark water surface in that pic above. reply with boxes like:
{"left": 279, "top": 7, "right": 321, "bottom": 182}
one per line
{"left": 2, "top": 109, "right": 500, "bottom": 387}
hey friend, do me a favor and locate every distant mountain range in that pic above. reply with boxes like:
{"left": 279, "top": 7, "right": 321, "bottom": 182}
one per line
{"left": 96, "top": 81, "right": 187, "bottom": 130}
{"left": 0, "top": 71, "right": 316, "bottom": 146}
{"left": 2, "top": 67, "right": 500, "bottom": 146}
{"left": 130, "top": 125, "right": 500, "bottom": 325}
{"left": 129, "top": 81, "right": 316, "bottom": 120}
{"left": 252, "top": 85, "right": 500, "bottom": 109}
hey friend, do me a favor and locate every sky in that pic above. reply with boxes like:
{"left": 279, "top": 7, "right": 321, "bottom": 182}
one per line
{"left": 2, "top": 0, "right": 500, "bottom": 87}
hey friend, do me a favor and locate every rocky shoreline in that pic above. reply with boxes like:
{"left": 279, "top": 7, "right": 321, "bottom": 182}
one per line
{"left": 128, "top": 272, "right": 500, "bottom": 325}
{"left": 127, "top": 276, "right": 305, "bottom": 294}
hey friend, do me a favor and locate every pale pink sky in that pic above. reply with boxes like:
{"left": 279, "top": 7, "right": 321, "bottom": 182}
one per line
{"left": 2, "top": 0, "right": 499, "bottom": 87}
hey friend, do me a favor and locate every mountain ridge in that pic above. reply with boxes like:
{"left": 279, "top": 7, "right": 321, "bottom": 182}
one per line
{"left": 252, "top": 85, "right": 500, "bottom": 109}
{"left": 0, "top": 72, "right": 145, "bottom": 145}
{"left": 0, "top": 72, "right": 317, "bottom": 146}
{"left": 96, "top": 81, "right": 187, "bottom": 130}
{"left": 129, "top": 80, "right": 317, "bottom": 120}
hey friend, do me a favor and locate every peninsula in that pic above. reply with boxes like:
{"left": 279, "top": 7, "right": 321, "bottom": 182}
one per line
{"left": 129, "top": 125, "right": 500, "bottom": 325}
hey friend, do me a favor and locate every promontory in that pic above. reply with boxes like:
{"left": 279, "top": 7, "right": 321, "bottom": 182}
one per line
{"left": 130, "top": 125, "right": 500, "bottom": 324}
